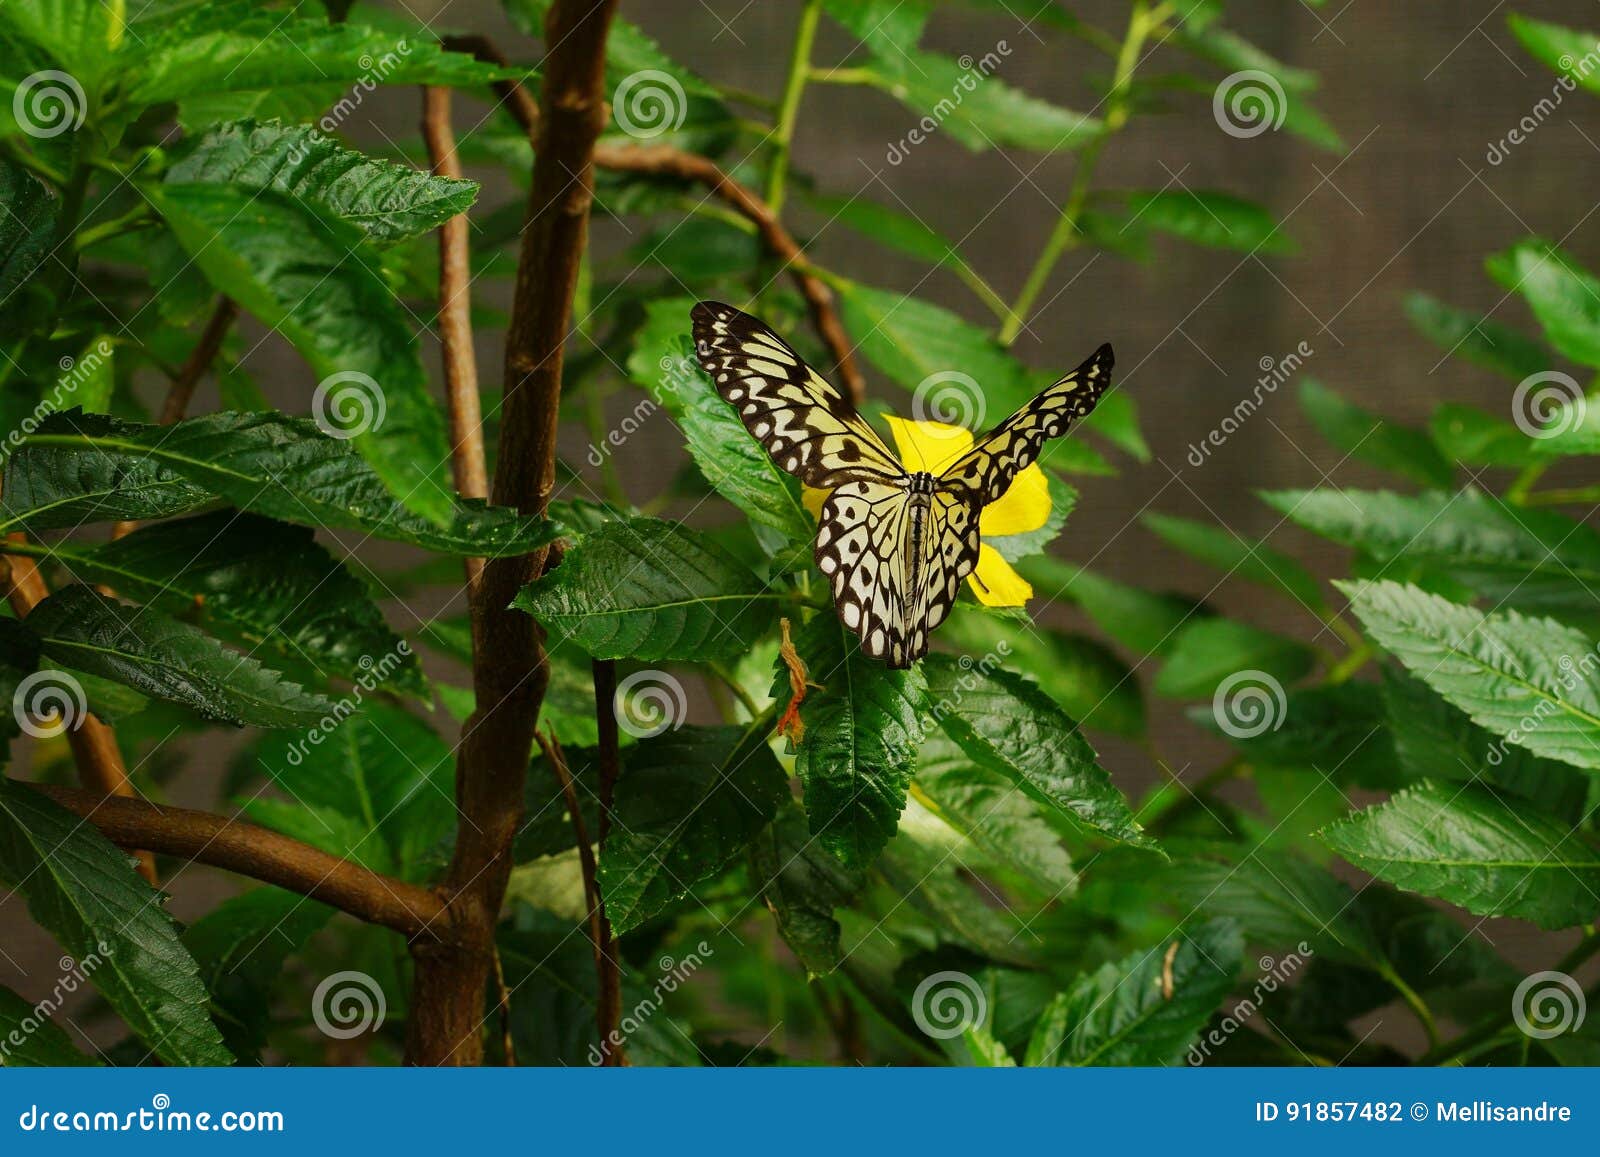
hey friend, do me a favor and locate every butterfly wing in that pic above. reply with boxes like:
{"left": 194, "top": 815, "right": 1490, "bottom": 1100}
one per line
{"left": 938, "top": 343, "right": 1114, "bottom": 503}
{"left": 815, "top": 480, "right": 980, "bottom": 668}
{"left": 692, "top": 301, "right": 904, "bottom": 489}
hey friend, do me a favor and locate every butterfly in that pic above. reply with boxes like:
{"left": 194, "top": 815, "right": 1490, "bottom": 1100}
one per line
{"left": 691, "top": 301, "right": 1113, "bottom": 668}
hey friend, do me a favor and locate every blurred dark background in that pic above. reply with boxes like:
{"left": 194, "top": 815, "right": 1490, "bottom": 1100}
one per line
{"left": 10, "top": 0, "right": 1600, "bottom": 1046}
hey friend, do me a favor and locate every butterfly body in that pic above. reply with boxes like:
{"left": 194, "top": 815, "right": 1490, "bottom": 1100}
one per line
{"left": 692, "top": 301, "right": 1112, "bottom": 668}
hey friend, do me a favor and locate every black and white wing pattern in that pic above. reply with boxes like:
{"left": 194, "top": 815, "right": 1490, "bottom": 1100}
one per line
{"left": 814, "top": 480, "right": 981, "bottom": 667}
{"left": 691, "top": 301, "right": 903, "bottom": 489}
{"left": 937, "top": 343, "right": 1114, "bottom": 503}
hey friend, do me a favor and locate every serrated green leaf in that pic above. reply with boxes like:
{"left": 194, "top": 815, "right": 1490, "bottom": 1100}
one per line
{"left": 147, "top": 182, "right": 453, "bottom": 527}
{"left": 168, "top": 120, "right": 478, "bottom": 246}
{"left": 1338, "top": 579, "right": 1600, "bottom": 772}
{"left": 1027, "top": 919, "right": 1241, "bottom": 1065}
{"left": 601, "top": 725, "right": 788, "bottom": 932}
{"left": 515, "top": 517, "right": 780, "bottom": 661}
{"left": 749, "top": 802, "right": 865, "bottom": 977}
{"left": 1189, "top": 681, "right": 1399, "bottom": 789}
{"left": 1404, "top": 291, "right": 1552, "bottom": 381}
{"left": 1019, "top": 557, "right": 1199, "bottom": 657}
{"left": 0, "top": 160, "right": 58, "bottom": 318}
{"left": 1154, "top": 618, "right": 1315, "bottom": 700}
{"left": 1144, "top": 511, "right": 1323, "bottom": 609}
{"left": 8, "top": 411, "right": 554, "bottom": 556}
{"left": 1318, "top": 781, "right": 1600, "bottom": 929}
{"left": 1487, "top": 238, "right": 1600, "bottom": 368}
{"left": 1429, "top": 403, "right": 1544, "bottom": 468}
{"left": 1117, "top": 189, "right": 1292, "bottom": 254}
{"left": 924, "top": 653, "right": 1147, "bottom": 847}
{"left": 0, "top": 778, "right": 232, "bottom": 1066}
{"left": 1298, "top": 379, "right": 1453, "bottom": 488}
{"left": 27, "top": 585, "right": 336, "bottom": 729}
{"left": 0, "top": 984, "right": 97, "bottom": 1066}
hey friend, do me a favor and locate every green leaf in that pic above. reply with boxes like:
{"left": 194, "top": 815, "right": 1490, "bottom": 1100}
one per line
{"left": 864, "top": 49, "right": 1102, "bottom": 154}
{"left": 1143, "top": 511, "right": 1323, "bottom": 609}
{"left": 1190, "top": 681, "right": 1400, "bottom": 789}
{"left": 1298, "top": 379, "right": 1454, "bottom": 488}
{"left": 1266, "top": 488, "right": 1600, "bottom": 618}
{"left": 1154, "top": 618, "right": 1315, "bottom": 700}
{"left": 785, "top": 613, "right": 927, "bottom": 867}
{"left": 21, "top": 511, "right": 424, "bottom": 696}
{"left": 514, "top": 517, "right": 780, "bottom": 662}
{"left": 0, "top": 160, "right": 58, "bottom": 319}
{"left": 0, "top": 984, "right": 96, "bottom": 1066}
{"left": 0, "top": 618, "right": 42, "bottom": 746}
{"left": 1337, "top": 580, "right": 1600, "bottom": 772}
{"left": 182, "top": 887, "right": 332, "bottom": 1060}
{"left": 601, "top": 725, "right": 788, "bottom": 933}
{"left": 924, "top": 653, "right": 1148, "bottom": 847}
{"left": 0, "top": 779, "right": 232, "bottom": 1066}
{"left": 1020, "top": 557, "right": 1198, "bottom": 657}
{"left": 0, "top": 0, "right": 124, "bottom": 85}
{"left": 1429, "top": 404, "right": 1544, "bottom": 468}
{"left": 1318, "top": 782, "right": 1600, "bottom": 929}
{"left": 168, "top": 120, "right": 478, "bottom": 246}
{"left": 148, "top": 182, "right": 453, "bottom": 527}
{"left": 628, "top": 311, "right": 810, "bottom": 542}
{"left": 1173, "top": 24, "right": 1319, "bottom": 92}
{"left": 1404, "top": 291, "right": 1552, "bottom": 381}
{"left": 1116, "top": 190, "right": 1292, "bottom": 254}
{"left": 26, "top": 584, "right": 336, "bottom": 729}
{"left": 749, "top": 802, "right": 864, "bottom": 977}
{"left": 1487, "top": 238, "right": 1600, "bottom": 368}
{"left": 9, "top": 411, "right": 555, "bottom": 556}
{"left": 1509, "top": 13, "right": 1600, "bottom": 95}
{"left": 1026, "top": 919, "right": 1241, "bottom": 1066}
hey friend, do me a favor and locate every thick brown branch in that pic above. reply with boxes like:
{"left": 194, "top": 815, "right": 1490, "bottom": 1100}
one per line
{"left": 2, "top": 544, "right": 152, "bottom": 882}
{"left": 443, "top": 33, "right": 866, "bottom": 402}
{"left": 33, "top": 785, "right": 450, "bottom": 939}
{"left": 422, "top": 85, "right": 489, "bottom": 601}
{"left": 406, "top": 0, "right": 619, "bottom": 1067}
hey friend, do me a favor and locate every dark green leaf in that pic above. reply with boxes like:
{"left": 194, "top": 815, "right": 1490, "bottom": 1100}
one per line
{"left": 1429, "top": 404, "right": 1544, "bottom": 468}
{"left": 1143, "top": 511, "right": 1323, "bottom": 609}
{"left": 1119, "top": 190, "right": 1292, "bottom": 254}
{"left": 1298, "top": 379, "right": 1453, "bottom": 488}
{"left": 1154, "top": 618, "right": 1315, "bottom": 700}
{"left": 0, "top": 984, "right": 96, "bottom": 1066}
{"left": 1404, "top": 291, "right": 1552, "bottom": 381}
{"left": 1487, "top": 238, "right": 1600, "bottom": 368}
{"left": 749, "top": 802, "right": 865, "bottom": 977}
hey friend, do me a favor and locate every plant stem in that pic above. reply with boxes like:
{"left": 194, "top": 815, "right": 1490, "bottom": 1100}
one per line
{"left": 766, "top": 0, "right": 822, "bottom": 215}
{"left": 1000, "top": 2, "right": 1152, "bottom": 345}
{"left": 1525, "top": 485, "right": 1600, "bottom": 507}
{"left": 1378, "top": 964, "right": 1440, "bottom": 1050}
{"left": 1506, "top": 462, "right": 1549, "bottom": 505}
{"left": 1324, "top": 642, "right": 1373, "bottom": 685}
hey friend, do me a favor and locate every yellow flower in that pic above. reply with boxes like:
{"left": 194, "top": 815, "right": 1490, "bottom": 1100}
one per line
{"left": 802, "top": 416, "right": 1051, "bottom": 608}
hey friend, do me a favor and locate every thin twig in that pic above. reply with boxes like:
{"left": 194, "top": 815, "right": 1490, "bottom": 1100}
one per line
{"left": 422, "top": 84, "right": 489, "bottom": 598}
{"left": 589, "top": 659, "right": 626, "bottom": 1065}
{"left": 442, "top": 33, "right": 867, "bottom": 403}
{"left": 490, "top": 945, "right": 518, "bottom": 1066}
{"left": 34, "top": 784, "right": 450, "bottom": 938}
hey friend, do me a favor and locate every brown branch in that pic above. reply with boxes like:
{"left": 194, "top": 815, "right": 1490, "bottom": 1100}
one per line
{"left": 422, "top": 85, "right": 489, "bottom": 598}
{"left": 111, "top": 296, "right": 236, "bottom": 541}
{"left": 2, "top": 543, "right": 153, "bottom": 882}
{"left": 589, "top": 660, "right": 625, "bottom": 1065}
{"left": 443, "top": 33, "right": 867, "bottom": 403}
{"left": 32, "top": 784, "right": 450, "bottom": 939}
{"left": 406, "top": 0, "right": 620, "bottom": 1067}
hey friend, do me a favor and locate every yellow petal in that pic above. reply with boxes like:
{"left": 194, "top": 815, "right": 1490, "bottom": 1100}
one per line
{"left": 884, "top": 414, "right": 973, "bottom": 475}
{"left": 967, "top": 544, "right": 1032, "bottom": 607}
{"left": 978, "top": 462, "right": 1051, "bottom": 537}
